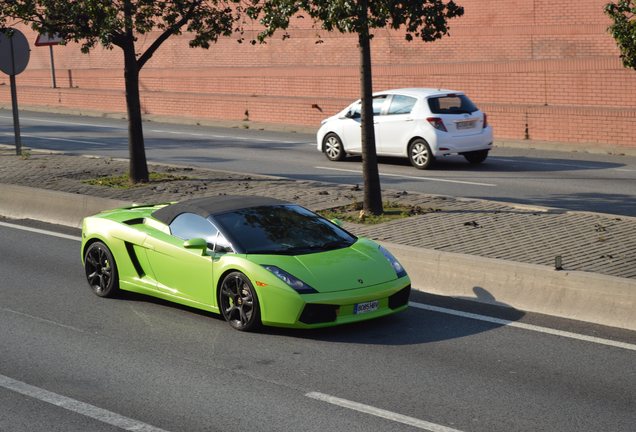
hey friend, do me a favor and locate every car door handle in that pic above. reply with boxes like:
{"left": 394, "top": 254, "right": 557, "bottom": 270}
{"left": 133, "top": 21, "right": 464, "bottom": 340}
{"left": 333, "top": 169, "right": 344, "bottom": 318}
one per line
{"left": 405, "top": 119, "right": 414, "bottom": 122}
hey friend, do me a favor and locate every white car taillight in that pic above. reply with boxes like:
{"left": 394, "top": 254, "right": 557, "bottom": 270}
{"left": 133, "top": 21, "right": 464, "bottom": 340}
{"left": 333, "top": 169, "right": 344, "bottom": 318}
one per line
{"left": 427, "top": 117, "right": 447, "bottom": 132}
{"left": 483, "top": 113, "right": 488, "bottom": 129}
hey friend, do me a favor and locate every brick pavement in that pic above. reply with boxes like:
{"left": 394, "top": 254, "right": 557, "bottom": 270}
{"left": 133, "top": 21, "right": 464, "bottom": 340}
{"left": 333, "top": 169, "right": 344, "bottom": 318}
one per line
{"left": 1, "top": 147, "right": 634, "bottom": 279}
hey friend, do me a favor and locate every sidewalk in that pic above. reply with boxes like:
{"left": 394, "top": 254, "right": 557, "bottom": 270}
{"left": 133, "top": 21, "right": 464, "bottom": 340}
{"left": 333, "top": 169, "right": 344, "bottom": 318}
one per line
{"left": 1, "top": 146, "right": 634, "bottom": 329}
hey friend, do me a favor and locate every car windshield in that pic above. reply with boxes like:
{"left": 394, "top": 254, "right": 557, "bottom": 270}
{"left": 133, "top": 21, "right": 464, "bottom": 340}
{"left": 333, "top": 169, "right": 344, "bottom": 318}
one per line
{"left": 213, "top": 205, "right": 356, "bottom": 255}
{"left": 428, "top": 94, "right": 478, "bottom": 114}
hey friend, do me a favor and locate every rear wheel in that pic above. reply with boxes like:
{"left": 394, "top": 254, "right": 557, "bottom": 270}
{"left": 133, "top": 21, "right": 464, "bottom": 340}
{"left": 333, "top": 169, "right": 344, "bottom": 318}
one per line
{"left": 219, "top": 272, "right": 261, "bottom": 331}
{"left": 464, "top": 150, "right": 489, "bottom": 164}
{"left": 84, "top": 242, "right": 119, "bottom": 297}
{"left": 323, "top": 133, "right": 346, "bottom": 161}
{"left": 408, "top": 139, "right": 434, "bottom": 170}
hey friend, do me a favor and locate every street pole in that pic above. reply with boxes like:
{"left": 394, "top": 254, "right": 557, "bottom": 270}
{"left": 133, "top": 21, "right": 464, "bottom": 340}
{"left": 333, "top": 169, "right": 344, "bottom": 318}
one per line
{"left": 9, "top": 75, "right": 22, "bottom": 156}
{"left": 9, "top": 37, "right": 22, "bottom": 156}
{"left": 49, "top": 45, "right": 57, "bottom": 88}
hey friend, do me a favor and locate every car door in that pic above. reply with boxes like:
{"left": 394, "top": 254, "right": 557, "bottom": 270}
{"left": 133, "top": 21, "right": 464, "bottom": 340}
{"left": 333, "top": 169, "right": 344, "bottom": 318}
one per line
{"left": 340, "top": 101, "right": 362, "bottom": 154}
{"left": 143, "top": 213, "right": 215, "bottom": 306}
{"left": 375, "top": 94, "right": 418, "bottom": 156}
{"left": 340, "top": 95, "right": 389, "bottom": 154}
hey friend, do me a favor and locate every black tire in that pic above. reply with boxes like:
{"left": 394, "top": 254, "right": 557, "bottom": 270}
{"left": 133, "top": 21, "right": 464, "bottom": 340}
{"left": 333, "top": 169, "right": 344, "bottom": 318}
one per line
{"left": 84, "top": 241, "right": 120, "bottom": 297}
{"left": 464, "top": 150, "right": 489, "bottom": 164}
{"left": 408, "top": 139, "right": 434, "bottom": 170}
{"left": 323, "top": 133, "right": 346, "bottom": 161}
{"left": 219, "top": 272, "right": 261, "bottom": 331}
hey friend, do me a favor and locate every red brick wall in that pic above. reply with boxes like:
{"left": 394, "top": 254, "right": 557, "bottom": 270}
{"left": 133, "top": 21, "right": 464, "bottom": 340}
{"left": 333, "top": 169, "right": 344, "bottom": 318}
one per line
{"left": 1, "top": 0, "right": 635, "bottom": 149}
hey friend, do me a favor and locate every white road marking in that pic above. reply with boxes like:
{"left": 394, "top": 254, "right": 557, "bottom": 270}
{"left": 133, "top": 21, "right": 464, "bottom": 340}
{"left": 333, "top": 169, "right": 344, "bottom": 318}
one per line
{"left": 1, "top": 222, "right": 633, "bottom": 351}
{"left": 148, "top": 129, "right": 306, "bottom": 144}
{"left": 315, "top": 166, "right": 496, "bottom": 186}
{"left": 306, "top": 392, "right": 464, "bottom": 432}
{"left": 409, "top": 302, "right": 636, "bottom": 351}
{"left": 0, "top": 114, "right": 123, "bottom": 130}
{"left": 0, "top": 221, "right": 82, "bottom": 241}
{"left": 0, "top": 374, "right": 171, "bottom": 432}
{"left": 0, "top": 132, "right": 108, "bottom": 146}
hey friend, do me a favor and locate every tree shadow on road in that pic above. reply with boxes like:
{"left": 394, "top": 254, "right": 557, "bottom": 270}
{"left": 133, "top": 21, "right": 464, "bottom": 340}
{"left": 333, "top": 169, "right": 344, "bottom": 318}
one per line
{"left": 476, "top": 192, "right": 636, "bottom": 218}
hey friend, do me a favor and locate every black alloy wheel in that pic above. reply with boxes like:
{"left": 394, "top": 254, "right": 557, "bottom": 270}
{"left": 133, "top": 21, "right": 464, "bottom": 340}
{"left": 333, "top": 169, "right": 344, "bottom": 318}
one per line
{"left": 219, "top": 272, "right": 261, "bottom": 331}
{"left": 84, "top": 242, "right": 119, "bottom": 297}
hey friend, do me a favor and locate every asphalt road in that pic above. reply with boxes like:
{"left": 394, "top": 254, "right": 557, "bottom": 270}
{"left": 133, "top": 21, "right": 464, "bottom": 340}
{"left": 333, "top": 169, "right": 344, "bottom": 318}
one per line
{"left": 1, "top": 109, "right": 636, "bottom": 217}
{"left": 1, "top": 221, "right": 635, "bottom": 432}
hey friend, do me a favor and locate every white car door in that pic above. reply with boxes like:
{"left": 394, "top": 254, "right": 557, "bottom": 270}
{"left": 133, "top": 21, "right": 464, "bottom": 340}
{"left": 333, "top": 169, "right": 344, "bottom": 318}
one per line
{"left": 341, "top": 95, "right": 390, "bottom": 154}
{"left": 340, "top": 102, "right": 362, "bottom": 154}
{"left": 375, "top": 94, "right": 418, "bottom": 156}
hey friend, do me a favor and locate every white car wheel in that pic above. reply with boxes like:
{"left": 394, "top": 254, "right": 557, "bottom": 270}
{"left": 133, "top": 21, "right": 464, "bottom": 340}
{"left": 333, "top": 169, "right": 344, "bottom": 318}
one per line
{"left": 323, "top": 133, "right": 346, "bottom": 161}
{"left": 409, "top": 139, "right": 434, "bottom": 170}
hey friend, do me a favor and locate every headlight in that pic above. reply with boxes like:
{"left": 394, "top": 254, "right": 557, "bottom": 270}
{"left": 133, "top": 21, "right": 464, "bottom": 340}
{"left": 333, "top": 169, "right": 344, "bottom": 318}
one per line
{"left": 262, "top": 265, "right": 318, "bottom": 294}
{"left": 378, "top": 245, "right": 407, "bottom": 278}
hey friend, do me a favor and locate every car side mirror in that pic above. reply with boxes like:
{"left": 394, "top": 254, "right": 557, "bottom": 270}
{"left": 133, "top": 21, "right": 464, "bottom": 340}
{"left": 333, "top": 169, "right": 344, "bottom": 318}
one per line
{"left": 184, "top": 238, "right": 208, "bottom": 253}
{"left": 344, "top": 110, "right": 360, "bottom": 119}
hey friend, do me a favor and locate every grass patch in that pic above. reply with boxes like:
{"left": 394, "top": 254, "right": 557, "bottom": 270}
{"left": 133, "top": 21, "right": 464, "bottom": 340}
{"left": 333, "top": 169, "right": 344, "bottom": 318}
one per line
{"left": 320, "top": 201, "right": 437, "bottom": 224}
{"left": 83, "top": 172, "right": 189, "bottom": 189}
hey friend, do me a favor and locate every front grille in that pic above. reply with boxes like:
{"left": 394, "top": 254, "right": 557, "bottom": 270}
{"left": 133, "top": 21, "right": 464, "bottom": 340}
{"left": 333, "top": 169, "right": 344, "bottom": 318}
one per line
{"left": 299, "top": 304, "right": 338, "bottom": 324}
{"left": 389, "top": 285, "right": 411, "bottom": 309}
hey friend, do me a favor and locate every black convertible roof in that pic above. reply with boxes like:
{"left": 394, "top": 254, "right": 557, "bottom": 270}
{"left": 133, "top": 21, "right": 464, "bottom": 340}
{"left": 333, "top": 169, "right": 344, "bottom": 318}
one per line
{"left": 152, "top": 195, "right": 291, "bottom": 225}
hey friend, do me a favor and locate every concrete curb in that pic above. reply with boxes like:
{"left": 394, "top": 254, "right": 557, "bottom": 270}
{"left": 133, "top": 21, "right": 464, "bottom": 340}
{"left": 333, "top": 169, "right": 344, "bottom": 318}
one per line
{"left": 382, "top": 242, "right": 636, "bottom": 331}
{"left": 0, "top": 184, "right": 131, "bottom": 228}
{"left": 2, "top": 183, "right": 634, "bottom": 331}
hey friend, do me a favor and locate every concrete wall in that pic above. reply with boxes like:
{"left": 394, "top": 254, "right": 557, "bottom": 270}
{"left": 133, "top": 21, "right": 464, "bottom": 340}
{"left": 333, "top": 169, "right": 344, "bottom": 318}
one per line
{"left": 1, "top": 0, "right": 634, "bottom": 149}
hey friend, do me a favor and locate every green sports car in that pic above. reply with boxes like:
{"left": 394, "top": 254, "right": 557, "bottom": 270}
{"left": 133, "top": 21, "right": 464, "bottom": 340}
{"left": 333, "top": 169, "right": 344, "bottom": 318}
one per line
{"left": 81, "top": 196, "right": 411, "bottom": 331}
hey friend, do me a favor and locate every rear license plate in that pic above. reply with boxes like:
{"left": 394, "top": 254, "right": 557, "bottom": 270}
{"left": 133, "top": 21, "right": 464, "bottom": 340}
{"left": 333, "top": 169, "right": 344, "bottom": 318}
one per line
{"left": 354, "top": 300, "right": 379, "bottom": 315}
{"left": 456, "top": 120, "right": 476, "bottom": 130}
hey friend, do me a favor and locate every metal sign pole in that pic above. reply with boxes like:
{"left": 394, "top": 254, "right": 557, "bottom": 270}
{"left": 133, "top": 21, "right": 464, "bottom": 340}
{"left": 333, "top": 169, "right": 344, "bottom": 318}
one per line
{"left": 9, "top": 36, "right": 22, "bottom": 156}
{"left": 1, "top": 29, "right": 31, "bottom": 156}
{"left": 49, "top": 45, "right": 57, "bottom": 88}
{"left": 9, "top": 76, "right": 22, "bottom": 156}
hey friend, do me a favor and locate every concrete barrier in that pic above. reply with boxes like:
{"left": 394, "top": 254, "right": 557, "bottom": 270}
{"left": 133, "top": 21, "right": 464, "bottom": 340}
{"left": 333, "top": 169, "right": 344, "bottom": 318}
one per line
{"left": 382, "top": 241, "right": 636, "bottom": 331}
{"left": 0, "top": 183, "right": 131, "bottom": 228}
{"left": 1, "top": 183, "right": 634, "bottom": 330}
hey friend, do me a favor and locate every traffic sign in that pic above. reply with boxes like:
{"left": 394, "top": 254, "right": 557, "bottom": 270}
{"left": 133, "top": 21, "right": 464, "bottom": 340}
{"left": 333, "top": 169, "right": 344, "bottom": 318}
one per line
{"left": 0, "top": 29, "right": 30, "bottom": 75}
{"left": 35, "top": 33, "right": 63, "bottom": 46}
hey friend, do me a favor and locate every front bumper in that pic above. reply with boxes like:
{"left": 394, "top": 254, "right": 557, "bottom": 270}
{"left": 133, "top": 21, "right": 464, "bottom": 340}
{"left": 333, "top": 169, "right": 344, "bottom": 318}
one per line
{"left": 260, "top": 276, "right": 411, "bottom": 329}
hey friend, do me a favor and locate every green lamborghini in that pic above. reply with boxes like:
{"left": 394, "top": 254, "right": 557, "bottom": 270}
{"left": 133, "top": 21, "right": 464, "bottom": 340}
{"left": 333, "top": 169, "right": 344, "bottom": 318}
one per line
{"left": 81, "top": 196, "right": 411, "bottom": 331}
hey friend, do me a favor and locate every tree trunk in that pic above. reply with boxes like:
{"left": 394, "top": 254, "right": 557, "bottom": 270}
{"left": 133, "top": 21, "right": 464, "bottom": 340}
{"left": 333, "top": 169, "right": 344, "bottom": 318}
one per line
{"left": 358, "top": 0, "right": 383, "bottom": 215}
{"left": 122, "top": 39, "right": 149, "bottom": 183}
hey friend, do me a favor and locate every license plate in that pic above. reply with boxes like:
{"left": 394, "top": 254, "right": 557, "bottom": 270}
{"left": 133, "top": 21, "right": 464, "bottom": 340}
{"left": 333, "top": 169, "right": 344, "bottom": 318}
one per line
{"left": 354, "top": 300, "right": 379, "bottom": 315}
{"left": 456, "top": 120, "right": 476, "bottom": 130}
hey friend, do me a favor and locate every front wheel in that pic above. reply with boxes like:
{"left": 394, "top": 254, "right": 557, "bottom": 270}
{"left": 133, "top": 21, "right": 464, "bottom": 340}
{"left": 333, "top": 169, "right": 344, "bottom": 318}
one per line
{"left": 464, "top": 150, "right": 489, "bottom": 164}
{"left": 408, "top": 139, "right": 434, "bottom": 170}
{"left": 323, "top": 133, "right": 346, "bottom": 161}
{"left": 219, "top": 272, "right": 261, "bottom": 331}
{"left": 84, "top": 241, "right": 119, "bottom": 297}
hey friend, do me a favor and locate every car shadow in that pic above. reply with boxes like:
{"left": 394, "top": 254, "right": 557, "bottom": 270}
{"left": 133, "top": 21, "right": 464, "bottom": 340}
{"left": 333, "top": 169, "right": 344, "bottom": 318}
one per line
{"left": 264, "top": 286, "right": 525, "bottom": 345}
{"left": 111, "top": 286, "right": 524, "bottom": 345}
{"left": 340, "top": 154, "right": 624, "bottom": 173}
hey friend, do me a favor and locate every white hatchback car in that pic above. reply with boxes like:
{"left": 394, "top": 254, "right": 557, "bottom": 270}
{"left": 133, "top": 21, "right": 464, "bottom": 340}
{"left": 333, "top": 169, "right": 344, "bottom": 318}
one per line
{"left": 316, "top": 88, "right": 493, "bottom": 169}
